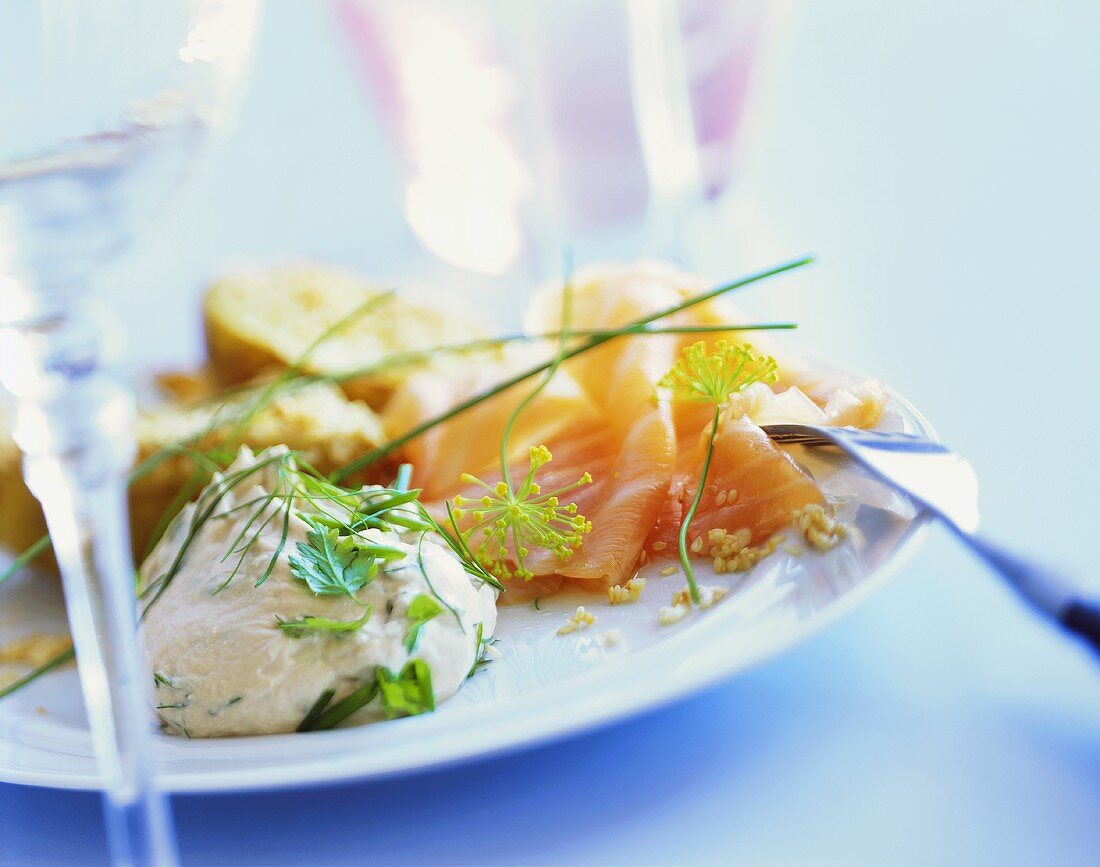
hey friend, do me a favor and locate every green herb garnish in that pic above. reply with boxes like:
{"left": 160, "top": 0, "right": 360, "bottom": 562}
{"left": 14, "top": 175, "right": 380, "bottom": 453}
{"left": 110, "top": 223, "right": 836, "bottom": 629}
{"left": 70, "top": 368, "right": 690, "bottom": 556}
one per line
{"left": 308, "top": 682, "right": 380, "bottom": 730}
{"left": 153, "top": 671, "right": 183, "bottom": 690}
{"left": 454, "top": 446, "right": 593, "bottom": 581}
{"left": 296, "top": 688, "right": 336, "bottom": 731}
{"left": 0, "top": 534, "right": 52, "bottom": 593}
{"left": 296, "top": 658, "right": 436, "bottom": 731}
{"left": 403, "top": 594, "right": 442, "bottom": 653}
{"left": 138, "top": 449, "right": 299, "bottom": 615}
{"left": 451, "top": 273, "right": 592, "bottom": 582}
{"left": 0, "top": 257, "right": 811, "bottom": 702}
{"left": 0, "top": 644, "right": 74, "bottom": 700}
{"left": 306, "top": 680, "right": 381, "bottom": 730}
{"left": 377, "top": 659, "right": 435, "bottom": 719}
{"left": 465, "top": 621, "right": 497, "bottom": 678}
{"left": 289, "top": 525, "right": 400, "bottom": 601}
{"left": 412, "top": 530, "right": 465, "bottom": 628}
{"left": 276, "top": 606, "right": 373, "bottom": 639}
{"left": 331, "top": 256, "right": 812, "bottom": 481}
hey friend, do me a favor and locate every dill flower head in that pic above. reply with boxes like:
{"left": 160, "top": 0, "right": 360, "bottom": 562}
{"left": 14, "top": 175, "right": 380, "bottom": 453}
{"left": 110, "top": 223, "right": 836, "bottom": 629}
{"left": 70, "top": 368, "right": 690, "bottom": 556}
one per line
{"left": 658, "top": 340, "right": 778, "bottom": 406}
{"left": 453, "top": 445, "right": 593, "bottom": 581}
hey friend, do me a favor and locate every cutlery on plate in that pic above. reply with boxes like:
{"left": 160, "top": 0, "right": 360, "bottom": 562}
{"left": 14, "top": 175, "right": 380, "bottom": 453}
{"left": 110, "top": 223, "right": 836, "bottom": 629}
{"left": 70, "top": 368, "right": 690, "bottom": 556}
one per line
{"left": 762, "top": 424, "right": 1100, "bottom": 653}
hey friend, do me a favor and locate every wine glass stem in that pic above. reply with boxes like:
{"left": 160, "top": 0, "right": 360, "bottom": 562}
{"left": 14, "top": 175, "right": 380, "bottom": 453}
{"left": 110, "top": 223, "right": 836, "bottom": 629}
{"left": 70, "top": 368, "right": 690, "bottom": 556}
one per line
{"left": 0, "top": 296, "right": 178, "bottom": 866}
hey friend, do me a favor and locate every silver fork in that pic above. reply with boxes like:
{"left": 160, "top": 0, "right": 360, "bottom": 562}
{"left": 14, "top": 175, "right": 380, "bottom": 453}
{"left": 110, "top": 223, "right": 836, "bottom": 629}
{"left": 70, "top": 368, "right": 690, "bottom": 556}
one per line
{"left": 763, "top": 424, "right": 1100, "bottom": 653}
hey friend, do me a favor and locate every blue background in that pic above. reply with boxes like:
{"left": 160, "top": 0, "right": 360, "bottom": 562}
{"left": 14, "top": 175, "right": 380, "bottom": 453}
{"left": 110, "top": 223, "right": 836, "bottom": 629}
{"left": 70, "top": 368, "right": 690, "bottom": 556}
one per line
{"left": 3, "top": 1, "right": 1099, "bottom": 864}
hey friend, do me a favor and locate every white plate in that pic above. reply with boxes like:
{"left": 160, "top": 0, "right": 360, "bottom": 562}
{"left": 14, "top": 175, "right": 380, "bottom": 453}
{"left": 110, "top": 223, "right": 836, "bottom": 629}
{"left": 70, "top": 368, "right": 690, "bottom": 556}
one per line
{"left": 0, "top": 388, "right": 933, "bottom": 793}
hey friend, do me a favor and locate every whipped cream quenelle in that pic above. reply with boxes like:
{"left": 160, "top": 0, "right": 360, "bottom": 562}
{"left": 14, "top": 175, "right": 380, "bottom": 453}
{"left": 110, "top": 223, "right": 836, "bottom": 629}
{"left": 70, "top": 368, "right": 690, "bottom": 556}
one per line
{"left": 139, "top": 447, "right": 497, "bottom": 737}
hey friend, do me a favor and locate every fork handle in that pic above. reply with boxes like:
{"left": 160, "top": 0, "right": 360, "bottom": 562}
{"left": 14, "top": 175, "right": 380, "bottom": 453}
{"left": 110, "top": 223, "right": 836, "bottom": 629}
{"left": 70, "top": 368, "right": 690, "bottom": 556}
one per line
{"left": 1061, "top": 602, "right": 1100, "bottom": 656}
{"left": 951, "top": 528, "right": 1100, "bottom": 655}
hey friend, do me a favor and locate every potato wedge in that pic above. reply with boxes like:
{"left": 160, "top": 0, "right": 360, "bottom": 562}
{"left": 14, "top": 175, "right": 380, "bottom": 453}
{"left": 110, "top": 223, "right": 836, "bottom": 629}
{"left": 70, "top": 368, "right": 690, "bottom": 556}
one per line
{"left": 203, "top": 264, "right": 483, "bottom": 408}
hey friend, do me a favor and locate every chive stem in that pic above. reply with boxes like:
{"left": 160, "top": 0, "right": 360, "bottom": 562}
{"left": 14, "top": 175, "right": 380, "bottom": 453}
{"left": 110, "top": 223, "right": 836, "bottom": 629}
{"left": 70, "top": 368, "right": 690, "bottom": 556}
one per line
{"left": 0, "top": 644, "right": 75, "bottom": 699}
{"left": 306, "top": 681, "right": 380, "bottom": 731}
{"left": 323, "top": 322, "right": 796, "bottom": 386}
{"left": 0, "top": 534, "right": 51, "bottom": 591}
{"left": 296, "top": 688, "right": 335, "bottom": 732}
{"left": 332, "top": 256, "right": 812, "bottom": 481}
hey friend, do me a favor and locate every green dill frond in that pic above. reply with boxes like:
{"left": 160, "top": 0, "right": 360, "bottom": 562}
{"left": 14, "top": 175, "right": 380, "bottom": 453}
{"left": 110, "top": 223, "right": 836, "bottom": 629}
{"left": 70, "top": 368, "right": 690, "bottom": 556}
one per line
{"left": 139, "top": 449, "right": 300, "bottom": 616}
{"left": 413, "top": 531, "right": 465, "bottom": 627}
{"left": 465, "top": 621, "right": 498, "bottom": 678}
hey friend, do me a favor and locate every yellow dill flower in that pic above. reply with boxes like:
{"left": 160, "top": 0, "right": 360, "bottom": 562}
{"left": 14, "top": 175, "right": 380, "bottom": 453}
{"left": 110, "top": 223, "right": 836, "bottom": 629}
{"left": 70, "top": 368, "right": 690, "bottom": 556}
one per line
{"left": 658, "top": 340, "right": 777, "bottom": 605}
{"left": 658, "top": 340, "right": 778, "bottom": 405}
{"left": 453, "top": 445, "right": 592, "bottom": 581}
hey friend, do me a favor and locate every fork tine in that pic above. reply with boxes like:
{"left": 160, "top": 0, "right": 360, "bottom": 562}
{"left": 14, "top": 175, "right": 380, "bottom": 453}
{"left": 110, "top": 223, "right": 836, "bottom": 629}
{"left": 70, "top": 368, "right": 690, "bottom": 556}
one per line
{"left": 771, "top": 434, "right": 834, "bottom": 446}
{"left": 761, "top": 424, "right": 949, "bottom": 452}
{"left": 759, "top": 424, "right": 837, "bottom": 447}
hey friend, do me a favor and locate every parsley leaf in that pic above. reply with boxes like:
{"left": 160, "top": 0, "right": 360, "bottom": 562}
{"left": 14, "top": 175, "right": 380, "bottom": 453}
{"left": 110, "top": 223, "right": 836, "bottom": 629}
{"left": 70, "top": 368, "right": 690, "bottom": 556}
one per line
{"left": 288, "top": 526, "right": 401, "bottom": 600}
{"left": 403, "top": 594, "right": 442, "bottom": 653}
{"left": 276, "top": 605, "right": 372, "bottom": 638}
{"left": 377, "top": 659, "right": 435, "bottom": 718}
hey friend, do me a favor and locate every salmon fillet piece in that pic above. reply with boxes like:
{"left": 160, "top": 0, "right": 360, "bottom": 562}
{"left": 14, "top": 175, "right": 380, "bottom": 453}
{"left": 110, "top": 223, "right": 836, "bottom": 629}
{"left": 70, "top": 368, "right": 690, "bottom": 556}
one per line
{"left": 645, "top": 413, "right": 824, "bottom": 554}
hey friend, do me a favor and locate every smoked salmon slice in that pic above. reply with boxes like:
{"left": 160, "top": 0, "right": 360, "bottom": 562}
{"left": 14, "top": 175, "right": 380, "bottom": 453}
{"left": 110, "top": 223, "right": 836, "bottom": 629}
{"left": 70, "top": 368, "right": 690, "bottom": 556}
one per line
{"left": 382, "top": 351, "right": 601, "bottom": 500}
{"left": 380, "top": 262, "right": 832, "bottom": 600}
{"left": 523, "top": 346, "right": 677, "bottom": 592}
{"left": 645, "top": 412, "right": 825, "bottom": 554}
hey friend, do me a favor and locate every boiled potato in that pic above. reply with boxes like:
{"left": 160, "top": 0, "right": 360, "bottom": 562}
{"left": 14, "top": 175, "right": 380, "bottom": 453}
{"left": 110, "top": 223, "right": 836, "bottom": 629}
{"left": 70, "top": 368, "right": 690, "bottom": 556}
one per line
{"left": 203, "top": 264, "right": 484, "bottom": 409}
{"left": 0, "top": 378, "right": 390, "bottom": 573}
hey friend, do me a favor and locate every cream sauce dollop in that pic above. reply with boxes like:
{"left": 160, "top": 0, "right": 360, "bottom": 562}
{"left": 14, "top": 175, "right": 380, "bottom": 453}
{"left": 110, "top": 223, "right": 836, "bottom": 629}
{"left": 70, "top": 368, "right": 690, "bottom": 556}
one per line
{"left": 139, "top": 447, "right": 497, "bottom": 737}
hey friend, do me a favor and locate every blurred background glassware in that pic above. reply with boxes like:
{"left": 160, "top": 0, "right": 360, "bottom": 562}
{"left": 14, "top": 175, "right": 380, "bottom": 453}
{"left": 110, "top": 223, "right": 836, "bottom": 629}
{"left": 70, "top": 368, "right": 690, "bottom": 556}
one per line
{"left": 336, "top": 0, "right": 769, "bottom": 318}
{"left": 0, "top": 2, "right": 261, "bottom": 864}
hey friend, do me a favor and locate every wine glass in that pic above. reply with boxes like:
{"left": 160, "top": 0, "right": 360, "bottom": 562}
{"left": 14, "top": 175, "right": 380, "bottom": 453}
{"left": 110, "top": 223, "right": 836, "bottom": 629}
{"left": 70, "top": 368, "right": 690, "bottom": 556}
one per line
{"left": 335, "top": 0, "right": 768, "bottom": 317}
{"left": 0, "top": 2, "right": 261, "bottom": 864}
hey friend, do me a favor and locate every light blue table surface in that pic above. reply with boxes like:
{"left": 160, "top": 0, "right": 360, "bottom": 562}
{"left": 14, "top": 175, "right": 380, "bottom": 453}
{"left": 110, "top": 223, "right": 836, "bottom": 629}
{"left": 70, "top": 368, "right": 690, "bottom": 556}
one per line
{"left": 3, "top": 2, "right": 1098, "bottom": 864}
